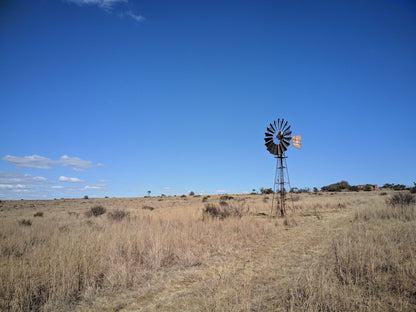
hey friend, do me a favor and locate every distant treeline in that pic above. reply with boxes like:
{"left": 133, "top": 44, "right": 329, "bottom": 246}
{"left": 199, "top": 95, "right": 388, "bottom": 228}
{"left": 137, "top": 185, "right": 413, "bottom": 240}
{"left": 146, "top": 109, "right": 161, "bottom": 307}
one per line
{"left": 255, "top": 181, "right": 416, "bottom": 194}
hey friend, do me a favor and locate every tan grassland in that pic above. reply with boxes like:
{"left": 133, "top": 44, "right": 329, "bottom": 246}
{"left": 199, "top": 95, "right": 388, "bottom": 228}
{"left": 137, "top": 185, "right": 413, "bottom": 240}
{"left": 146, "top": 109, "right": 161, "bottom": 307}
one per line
{"left": 0, "top": 191, "right": 415, "bottom": 311}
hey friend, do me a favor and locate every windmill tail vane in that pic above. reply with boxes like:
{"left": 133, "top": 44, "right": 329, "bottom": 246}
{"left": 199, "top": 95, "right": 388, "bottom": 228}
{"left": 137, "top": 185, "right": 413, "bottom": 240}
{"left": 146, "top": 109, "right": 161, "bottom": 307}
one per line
{"left": 264, "top": 118, "right": 301, "bottom": 216}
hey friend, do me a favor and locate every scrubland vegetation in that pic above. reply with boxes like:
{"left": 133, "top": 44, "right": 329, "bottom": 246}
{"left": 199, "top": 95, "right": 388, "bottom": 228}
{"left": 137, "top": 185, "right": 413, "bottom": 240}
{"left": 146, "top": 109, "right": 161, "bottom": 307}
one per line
{"left": 0, "top": 190, "right": 415, "bottom": 311}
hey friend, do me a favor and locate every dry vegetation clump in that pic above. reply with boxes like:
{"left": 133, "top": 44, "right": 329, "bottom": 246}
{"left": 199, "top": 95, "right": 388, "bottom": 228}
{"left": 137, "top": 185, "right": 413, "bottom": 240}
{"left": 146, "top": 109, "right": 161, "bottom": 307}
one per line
{"left": 85, "top": 205, "right": 106, "bottom": 217}
{"left": 33, "top": 211, "right": 43, "bottom": 217}
{"left": 18, "top": 219, "right": 31, "bottom": 226}
{"left": 202, "top": 203, "right": 248, "bottom": 220}
{"left": 142, "top": 205, "right": 155, "bottom": 211}
{"left": 107, "top": 209, "right": 130, "bottom": 221}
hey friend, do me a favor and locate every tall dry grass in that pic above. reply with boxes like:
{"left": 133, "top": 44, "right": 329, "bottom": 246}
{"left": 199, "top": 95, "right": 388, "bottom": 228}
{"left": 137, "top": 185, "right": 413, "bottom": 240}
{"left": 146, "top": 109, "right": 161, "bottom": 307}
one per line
{"left": 269, "top": 192, "right": 416, "bottom": 311}
{"left": 1, "top": 192, "right": 415, "bottom": 311}
{"left": 0, "top": 201, "right": 276, "bottom": 311}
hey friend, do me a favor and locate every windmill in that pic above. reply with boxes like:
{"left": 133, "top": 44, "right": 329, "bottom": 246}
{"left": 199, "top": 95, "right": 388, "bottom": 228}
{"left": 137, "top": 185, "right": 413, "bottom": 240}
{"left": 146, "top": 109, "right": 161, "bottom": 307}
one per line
{"left": 264, "top": 118, "right": 301, "bottom": 216}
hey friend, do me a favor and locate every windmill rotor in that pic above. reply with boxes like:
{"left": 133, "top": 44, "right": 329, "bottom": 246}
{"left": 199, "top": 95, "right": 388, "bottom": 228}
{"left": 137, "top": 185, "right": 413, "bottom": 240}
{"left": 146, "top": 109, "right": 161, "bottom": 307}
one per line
{"left": 264, "top": 118, "right": 293, "bottom": 156}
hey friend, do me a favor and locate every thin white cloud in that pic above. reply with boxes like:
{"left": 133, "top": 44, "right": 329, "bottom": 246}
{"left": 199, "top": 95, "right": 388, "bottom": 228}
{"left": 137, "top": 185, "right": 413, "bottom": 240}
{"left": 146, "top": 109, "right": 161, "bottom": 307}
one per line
{"left": 72, "top": 168, "right": 86, "bottom": 172}
{"left": 2, "top": 155, "right": 55, "bottom": 169}
{"left": 66, "top": 0, "right": 127, "bottom": 10}
{"left": 126, "top": 11, "right": 145, "bottom": 22}
{"left": 0, "top": 184, "right": 14, "bottom": 190}
{"left": 84, "top": 184, "right": 107, "bottom": 190}
{"left": 52, "top": 186, "right": 64, "bottom": 189}
{"left": 216, "top": 190, "right": 228, "bottom": 194}
{"left": 0, "top": 183, "right": 31, "bottom": 190}
{"left": 2, "top": 155, "right": 98, "bottom": 170}
{"left": 58, "top": 176, "right": 85, "bottom": 183}
{"left": 98, "top": 179, "right": 108, "bottom": 183}
{"left": 0, "top": 171, "right": 53, "bottom": 184}
{"left": 65, "top": 0, "right": 145, "bottom": 22}
{"left": 59, "top": 155, "right": 93, "bottom": 168}
{"left": 97, "top": 163, "right": 105, "bottom": 167}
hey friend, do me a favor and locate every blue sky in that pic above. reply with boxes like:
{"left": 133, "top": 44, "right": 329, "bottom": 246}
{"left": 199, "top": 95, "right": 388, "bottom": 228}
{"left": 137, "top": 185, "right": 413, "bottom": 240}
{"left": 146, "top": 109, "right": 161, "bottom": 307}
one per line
{"left": 1, "top": 0, "right": 415, "bottom": 199}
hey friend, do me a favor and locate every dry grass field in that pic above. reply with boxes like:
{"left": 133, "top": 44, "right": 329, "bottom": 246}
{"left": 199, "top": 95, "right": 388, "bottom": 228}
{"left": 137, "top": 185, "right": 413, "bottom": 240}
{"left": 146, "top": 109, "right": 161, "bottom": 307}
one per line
{"left": 0, "top": 190, "right": 415, "bottom": 311}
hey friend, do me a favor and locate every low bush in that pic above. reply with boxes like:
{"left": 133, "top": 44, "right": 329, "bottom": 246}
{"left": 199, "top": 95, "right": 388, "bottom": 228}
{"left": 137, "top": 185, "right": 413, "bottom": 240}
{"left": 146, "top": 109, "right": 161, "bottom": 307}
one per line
{"left": 34, "top": 212, "right": 43, "bottom": 217}
{"left": 142, "top": 206, "right": 154, "bottom": 211}
{"left": 202, "top": 203, "right": 246, "bottom": 220}
{"left": 85, "top": 205, "right": 106, "bottom": 217}
{"left": 18, "top": 219, "right": 32, "bottom": 226}
{"left": 107, "top": 210, "right": 130, "bottom": 221}
{"left": 220, "top": 195, "right": 233, "bottom": 200}
{"left": 387, "top": 193, "right": 415, "bottom": 207}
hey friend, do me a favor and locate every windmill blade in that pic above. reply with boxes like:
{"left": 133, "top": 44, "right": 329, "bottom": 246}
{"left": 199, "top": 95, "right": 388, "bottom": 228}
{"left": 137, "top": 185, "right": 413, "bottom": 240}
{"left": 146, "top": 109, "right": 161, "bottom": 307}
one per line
{"left": 279, "top": 119, "right": 284, "bottom": 130}
{"left": 283, "top": 120, "right": 288, "bottom": 130}
{"left": 281, "top": 143, "right": 287, "bottom": 152}
{"left": 269, "top": 123, "right": 275, "bottom": 132}
{"left": 274, "top": 120, "right": 277, "bottom": 129}
{"left": 265, "top": 141, "right": 274, "bottom": 148}
{"left": 284, "top": 125, "right": 291, "bottom": 133}
{"left": 278, "top": 144, "right": 282, "bottom": 155}
{"left": 272, "top": 145, "right": 278, "bottom": 155}
{"left": 284, "top": 130, "right": 292, "bottom": 137}
{"left": 265, "top": 132, "right": 273, "bottom": 137}
{"left": 264, "top": 137, "right": 273, "bottom": 144}
{"left": 267, "top": 127, "right": 274, "bottom": 134}
{"left": 282, "top": 139, "right": 290, "bottom": 147}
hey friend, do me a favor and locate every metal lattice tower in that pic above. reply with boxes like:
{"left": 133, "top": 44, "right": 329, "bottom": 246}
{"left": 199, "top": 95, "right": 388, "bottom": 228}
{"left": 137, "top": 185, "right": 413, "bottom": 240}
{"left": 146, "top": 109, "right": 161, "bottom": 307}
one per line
{"left": 264, "top": 118, "right": 301, "bottom": 216}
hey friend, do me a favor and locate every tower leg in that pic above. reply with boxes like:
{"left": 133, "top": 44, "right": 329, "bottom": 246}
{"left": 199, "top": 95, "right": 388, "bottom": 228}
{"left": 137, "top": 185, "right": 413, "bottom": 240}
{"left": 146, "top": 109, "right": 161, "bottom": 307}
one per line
{"left": 279, "top": 155, "right": 285, "bottom": 216}
{"left": 272, "top": 154, "right": 286, "bottom": 217}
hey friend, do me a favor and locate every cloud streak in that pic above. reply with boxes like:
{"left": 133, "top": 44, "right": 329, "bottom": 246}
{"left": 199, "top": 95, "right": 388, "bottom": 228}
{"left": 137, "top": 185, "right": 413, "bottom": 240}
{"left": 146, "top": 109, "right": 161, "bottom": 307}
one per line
{"left": 2, "top": 155, "right": 55, "bottom": 169}
{"left": 2, "top": 154, "right": 97, "bottom": 170}
{"left": 64, "top": 0, "right": 145, "bottom": 22}
{"left": 66, "top": 0, "right": 127, "bottom": 10}
{"left": 58, "top": 176, "right": 85, "bottom": 183}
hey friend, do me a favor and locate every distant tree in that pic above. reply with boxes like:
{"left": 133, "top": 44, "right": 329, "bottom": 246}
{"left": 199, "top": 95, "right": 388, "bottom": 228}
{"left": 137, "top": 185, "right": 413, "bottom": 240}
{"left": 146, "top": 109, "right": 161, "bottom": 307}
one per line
{"left": 147, "top": 190, "right": 151, "bottom": 197}
{"left": 189, "top": 191, "right": 195, "bottom": 196}
{"left": 410, "top": 182, "right": 416, "bottom": 194}
{"left": 313, "top": 187, "right": 319, "bottom": 193}
{"left": 349, "top": 185, "right": 359, "bottom": 192}
{"left": 364, "top": 184, "right": 373, "bottom": 191}
{"left": 260, "top": 187, "right": 274, "bottom": 194}
{"left": 321, "top": 181, "right": 350, "bottom": 192}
